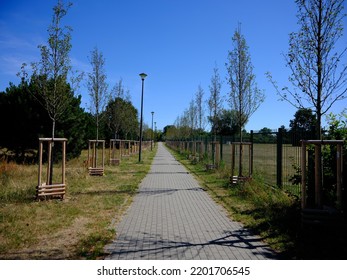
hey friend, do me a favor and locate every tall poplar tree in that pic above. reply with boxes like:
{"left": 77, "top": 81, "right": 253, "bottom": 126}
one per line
{"left": 195, "top": 84, "right": 206, "bottom": 134}
{"left": 226, "top": 25, "right": 265, "bottom": 176}
{"left": 208, "top": 67, "right": 223, "bottom": 141}
{"left": 267, "top": 0, "right": 347, "bottom": 205}
{"left": 29, "top": 0, "right": 74, "bottom": 139}
{"left": 87, "top": 47, "right": 108, "bottom": 141}
{"left": 269, "top": 0, "right": 347, "bottom": 140}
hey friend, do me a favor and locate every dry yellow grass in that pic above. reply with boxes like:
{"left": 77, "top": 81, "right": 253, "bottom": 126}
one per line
{"left": 0, "top": 146, "right": 157, "bottom": 259}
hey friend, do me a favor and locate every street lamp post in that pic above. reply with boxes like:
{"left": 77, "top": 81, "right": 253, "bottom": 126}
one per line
{"left": 139, "top": 73, "right": 147, "bottom": 162}
{"left": 151, "top": 111, "right": 154, "bottom": 151}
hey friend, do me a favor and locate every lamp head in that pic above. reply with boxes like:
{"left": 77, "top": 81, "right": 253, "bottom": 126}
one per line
{"left": 139, "top": 73, "right": 147, "bottom": 80}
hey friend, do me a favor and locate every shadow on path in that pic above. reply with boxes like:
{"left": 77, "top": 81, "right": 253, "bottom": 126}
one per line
{"left": 105, "top": 228, "right": 277, "bottom": 260}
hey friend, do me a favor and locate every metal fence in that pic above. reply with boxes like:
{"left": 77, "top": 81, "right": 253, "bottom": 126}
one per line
{"left": 166, "top": 128, "right": 317, "bottom": 197}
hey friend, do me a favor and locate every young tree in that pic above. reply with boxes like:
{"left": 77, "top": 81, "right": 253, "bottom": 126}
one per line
{"left": 268, "top": 0, "right": 347, "bottom": 140}
{"left": 177, "top": 111, "right": 190, "bottom": 139}
{"left": 226, "top": 25, "right": 265, "bottom": 176}
{"left": 207, "top": 66, "right": 223, "bottom": 166}
{"left": 267, "top": 0, "right": 347, "bottom": 206}
{"left": 105, "top": 97, "right": 123, "bottom": 140}
{"left": 208, "top": 67, "right": 223, "bottom": 140}
{"left": 195, "top": 84, "right": 206, "bottom": 134}
{"left": 106, "top": 79, "right": 135, "bottom": 140}
{"left": 188, "top": 99, "right": 197, "bottom": 137}
{"left": 16, "top": 0, "right": 84, "bottom": 184}
{"left": 87, "top": 46, "right": 109, "bottom": 141}
{"left": 28, "top": 0, "right": 74, "bottom": 139}
{"left": 111, "top": 78, "right": 131, "bottom": 101}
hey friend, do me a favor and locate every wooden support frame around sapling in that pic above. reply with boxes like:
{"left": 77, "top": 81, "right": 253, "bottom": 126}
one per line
{"left": 88, "top": 140, "right": 105, "bottom": 176}
{"left": 231, "top": 142, "right": 253, "bottom": 184}
{"left": 37, "top": 138, "right": 67, "bottom": 199}
{"left": 109, "top": 139, "right": 121, "bottom": 165}
{"left": 301, "top": 140, "right": 344, "bottom": 210}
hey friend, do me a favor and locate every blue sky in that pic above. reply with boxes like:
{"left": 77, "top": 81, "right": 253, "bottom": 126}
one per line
{"left": 0, "top": 0, "right": 346, "bottom": 131}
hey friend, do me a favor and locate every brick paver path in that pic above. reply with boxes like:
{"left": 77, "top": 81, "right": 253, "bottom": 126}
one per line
{"left": 104, "top": 143, "right": 277, "bottom": 260}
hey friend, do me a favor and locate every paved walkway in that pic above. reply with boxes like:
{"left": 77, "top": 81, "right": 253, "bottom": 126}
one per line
{"left": 104, "top": 143, "right": 277, "bottom": 260}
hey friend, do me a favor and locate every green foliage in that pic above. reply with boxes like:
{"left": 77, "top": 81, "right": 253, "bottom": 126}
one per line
{"left": 233, "top": 173, "right": 295, "bottom": 210}
{"left": 55, "top": 93, "right": 88, "bottom": 160}
{"left": 0, "top": 81, "right": 91, "bottom": 162}
{"left": 323, "top": 112, "right": 347, "bottom": 208}
{"left": 252, "top": 127, "right": 276, "bottom": 143}
{"left": 289, "top": 112, "right": 347, "bottom": 209}
{"left": 104, "top": 97, "right": 139, "bottom": 140}
{"left": 327, "top": 112, "right": 347, "bottom": 140}
{"left": 289, "top": 108, "right": 316, "bottom": 132}
{"left": 0, "top": 82, "right": 49, "bottom": 162}
{"left": 212, "top": 109, "right": 241, "bottom": 136}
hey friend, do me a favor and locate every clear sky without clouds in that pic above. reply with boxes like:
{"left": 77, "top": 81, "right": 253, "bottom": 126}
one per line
{"left": 0, "top": 0, "right": 346, "bottom": 131}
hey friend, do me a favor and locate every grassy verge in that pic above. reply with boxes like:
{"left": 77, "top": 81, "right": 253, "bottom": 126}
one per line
{"left": 0, "top": 146, "right": 157, "bottom": 259}
{"left": 166, "top": 146, "right": 300, "bottom": 259}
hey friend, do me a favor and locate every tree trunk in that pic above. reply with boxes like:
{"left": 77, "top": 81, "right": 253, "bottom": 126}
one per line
{"left": 315, "top": 111, "right": 323, "bottom": 208}
{"left": 239, "top": 124, "right": 243, "bottom": 177}
{"left": 95, "top": 112, "right": 99, "bottom": 168}
{"left": 49, "top": 119, "right": 55, "bottom": 185}
{"left": 314, "top": 0, "right": 323, "bottom": 208}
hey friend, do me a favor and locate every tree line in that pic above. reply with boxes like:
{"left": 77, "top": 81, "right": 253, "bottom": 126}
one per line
{"left": 165, "top": 0, "right": 347, "bottom": 145}
{"left": 0, "top": 0, "right": 147, "bottom": 163}
{"left": 0, "top": 77, "right": 142, "bottom": 163}
{"left": 165, "top": 24, "right": 266, "bottom": 141}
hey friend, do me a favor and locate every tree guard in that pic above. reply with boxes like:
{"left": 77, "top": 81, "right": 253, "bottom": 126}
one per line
{"left": 37, "top": 138, "right": 67, "bottom": 199}
{"left": 88, "top": 140, "right": 105, "bottom": 176}
{"left": 109, "top": 139, "right": 121, "bottom": 165}
{"left": 231, "top": 142, "right": 253, "bottom": 184}
{"left": 301, "top": 140, "right": 344, "bottom": 209}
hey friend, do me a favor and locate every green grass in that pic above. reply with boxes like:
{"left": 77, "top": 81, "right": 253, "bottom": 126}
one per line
{"left": 188, "top": 143, "right": 302, "bottom": 196}
{"left": 0, "top": 146, "right": 157, "bottom": 259}
{"left": 167, "top": 144, "right": 300, "bottom": 258}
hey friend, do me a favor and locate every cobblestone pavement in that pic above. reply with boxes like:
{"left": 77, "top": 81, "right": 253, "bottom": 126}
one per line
{"left": 104, "top": 143, "right": 277, "bottom": 260}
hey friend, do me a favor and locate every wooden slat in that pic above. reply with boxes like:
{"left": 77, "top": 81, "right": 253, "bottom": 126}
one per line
{"left": 37, "top": 182, "right": 66, "bottom": 198}
{"left": 88, "top": 167, "right": 104, "bottom": 176}
{"left": 38, "top": 189, "right": 66, "bottom": 194}
{"left": 38, "top": 183, "right": 66, "bottom": 188}
{"left": 38, "top": 138, "right": 68, "bottom": 141}
{"left": 37, "top": 192, "right": 65, "bottom": 197}
{"left": 301, "top": 140, "right": 344, "bottom": 144}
